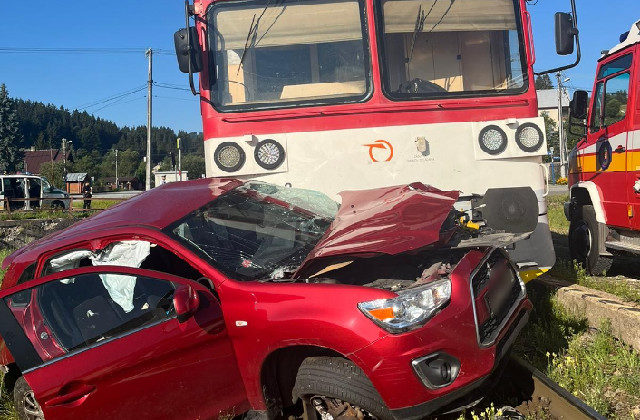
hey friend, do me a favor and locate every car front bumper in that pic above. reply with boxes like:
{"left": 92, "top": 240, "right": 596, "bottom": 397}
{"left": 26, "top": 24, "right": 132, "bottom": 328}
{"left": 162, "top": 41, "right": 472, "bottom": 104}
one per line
{"left": 350, "top": 250, "right": 532, "bottom": 419}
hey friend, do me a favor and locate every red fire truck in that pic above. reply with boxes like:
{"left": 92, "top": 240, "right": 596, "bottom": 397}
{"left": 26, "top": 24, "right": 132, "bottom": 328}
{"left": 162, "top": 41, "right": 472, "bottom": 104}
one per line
{"left": 173, "top": 0, "right": 581, "bottom": 281}
{"left": 567, "top": 20, "right": 640, "bottom": 275}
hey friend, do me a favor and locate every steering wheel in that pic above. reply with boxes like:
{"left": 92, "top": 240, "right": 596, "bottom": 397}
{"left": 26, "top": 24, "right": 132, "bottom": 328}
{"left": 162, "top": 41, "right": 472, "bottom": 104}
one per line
{"left": 397, "top": 78, "right": 448, "bottom": 94}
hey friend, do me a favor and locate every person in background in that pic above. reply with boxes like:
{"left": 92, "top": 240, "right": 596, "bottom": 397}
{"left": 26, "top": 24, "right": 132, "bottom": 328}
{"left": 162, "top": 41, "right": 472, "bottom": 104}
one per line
{"left": 82, "top": 181, "right": 92, "bottom": 210}
{"left": 161, "top": 175, "right": 167, "bottom": 185}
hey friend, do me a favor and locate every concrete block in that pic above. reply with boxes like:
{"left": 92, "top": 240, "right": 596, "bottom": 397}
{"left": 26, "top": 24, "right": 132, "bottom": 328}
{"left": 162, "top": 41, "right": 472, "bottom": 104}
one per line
{"left": 556, "top": 284, "right": 640, "bottom": 352}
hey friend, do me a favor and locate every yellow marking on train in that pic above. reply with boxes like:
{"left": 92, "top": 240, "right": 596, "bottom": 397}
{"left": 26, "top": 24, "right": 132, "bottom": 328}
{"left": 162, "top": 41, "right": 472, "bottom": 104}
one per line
{"left": 519, "top": 267, "right": 549, "bottom": 283}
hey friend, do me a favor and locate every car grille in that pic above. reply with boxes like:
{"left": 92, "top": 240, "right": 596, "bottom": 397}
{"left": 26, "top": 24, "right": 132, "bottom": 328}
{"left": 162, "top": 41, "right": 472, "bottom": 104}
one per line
{"left": 470, "top": 250, "right": 524, "bottom": 347}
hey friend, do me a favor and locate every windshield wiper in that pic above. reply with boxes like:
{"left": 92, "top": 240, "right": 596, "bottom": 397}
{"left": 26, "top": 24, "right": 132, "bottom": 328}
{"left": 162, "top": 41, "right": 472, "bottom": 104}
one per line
{"left": 406, "top": 5, "right": 427, "bottom": 63}
{"left": 237, "top": 0, "right": 286, "bottom": 74}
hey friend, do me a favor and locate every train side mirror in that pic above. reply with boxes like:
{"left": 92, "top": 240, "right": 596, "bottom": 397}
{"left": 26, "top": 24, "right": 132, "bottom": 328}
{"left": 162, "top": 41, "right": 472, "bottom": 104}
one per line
{"left": 555, "top": 12, "right": 576, "bottom": 55}
{"left": 174, "top": 27, "right": 202, "bottom": 74}
{"left": 570, "top": 90, "right": 588, "bottom": 120}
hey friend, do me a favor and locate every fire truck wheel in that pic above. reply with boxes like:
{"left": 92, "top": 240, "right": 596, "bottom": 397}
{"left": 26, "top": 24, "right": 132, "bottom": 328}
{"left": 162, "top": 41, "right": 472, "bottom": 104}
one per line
{"left": 569, "top": 205, "right": 613, "bottom": 276}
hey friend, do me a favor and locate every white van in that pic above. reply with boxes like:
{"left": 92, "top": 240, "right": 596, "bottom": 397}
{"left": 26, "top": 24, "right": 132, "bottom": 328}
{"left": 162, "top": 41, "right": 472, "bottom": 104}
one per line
{"left": 0, "top": 174, "right": 70, "bottom": 211}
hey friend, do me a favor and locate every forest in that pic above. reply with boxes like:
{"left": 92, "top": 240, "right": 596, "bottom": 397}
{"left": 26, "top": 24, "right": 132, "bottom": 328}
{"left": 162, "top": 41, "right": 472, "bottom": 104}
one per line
{"left": 3, "top": 86, "right": 205, "bottom": 188}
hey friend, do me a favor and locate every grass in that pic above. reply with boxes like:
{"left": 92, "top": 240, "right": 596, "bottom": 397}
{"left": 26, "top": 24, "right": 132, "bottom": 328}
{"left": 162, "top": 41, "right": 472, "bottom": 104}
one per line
{"left": 0, "top": 199, "right": 119, "bottom": 221}
{"left": 514, "top": 283, "right": 640, "bottom": 419}
{"left": 71, "top": 199, "right": 120, "bottom": 210}
{"left": 547, "top": 194, "right": 569, "bottom": 235}
{"left": 0, "top": 249, "right": 17, "bottom": 420}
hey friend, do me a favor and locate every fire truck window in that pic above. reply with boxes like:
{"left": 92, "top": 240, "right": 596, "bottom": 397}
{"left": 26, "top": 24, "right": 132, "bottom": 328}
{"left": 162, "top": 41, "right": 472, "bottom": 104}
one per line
{"left": 597, "top": 54, "right": 632, "bottom": 79}
{"left": 379, "top": 0, "right": 527, "bottom": 99}
{"left": 603, "top": 73, "right": 630, "bottom": 128}
{"left": 590, "top": 82, "right": 604, "bottom": 132}
{"left": 209, "top": 0, "right": 369, "bottom": 110}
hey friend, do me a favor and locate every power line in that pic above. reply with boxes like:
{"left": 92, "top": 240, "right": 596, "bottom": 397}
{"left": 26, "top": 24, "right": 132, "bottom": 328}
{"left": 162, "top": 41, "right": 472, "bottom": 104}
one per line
{"left": 0, "top": 47, "right": 174, "bottom": 55}
{"left": 77, "top": 85, "right": 148, "bottom": 110}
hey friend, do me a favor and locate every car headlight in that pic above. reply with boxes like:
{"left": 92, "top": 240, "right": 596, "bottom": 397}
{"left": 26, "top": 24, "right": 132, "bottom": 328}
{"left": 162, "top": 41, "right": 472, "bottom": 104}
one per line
{"left": 478, "top": 125, "right": 508, "bottom": 155}
{"left": 515, "top": 123, "right": 544, "bottom": 152}
{"left": 358, "top": 279, "right": 451, "bottom": 333}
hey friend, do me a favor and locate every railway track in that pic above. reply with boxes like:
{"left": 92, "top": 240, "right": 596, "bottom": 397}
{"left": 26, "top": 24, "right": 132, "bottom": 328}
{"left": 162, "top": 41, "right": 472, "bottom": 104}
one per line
{"left": 506, "top": 356, "right": 605, "bottom": 419}
{"left": 444, "top": 355, "right": 606, "bottom": 420}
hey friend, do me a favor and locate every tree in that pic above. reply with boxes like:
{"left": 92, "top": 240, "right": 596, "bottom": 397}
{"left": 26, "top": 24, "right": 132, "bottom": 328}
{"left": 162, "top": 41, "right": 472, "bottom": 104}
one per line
{"left": 181, "top": 154, "right": 206, "bottom": 179}
{"left": 535, "top": 74, "right": 554, "bottom": 90}
{"left": 0, "top": 84, "right": 24, "bottom": 173}
{"left": 541, "top": 111, "right": 558, "bottom": 161}
{"left": 40, "top": 161, "right": 65, "bottom": 189}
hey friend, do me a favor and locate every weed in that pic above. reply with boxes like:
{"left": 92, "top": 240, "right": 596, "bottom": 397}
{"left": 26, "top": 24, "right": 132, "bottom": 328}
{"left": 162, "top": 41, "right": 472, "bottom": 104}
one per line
{"left": 546, "top": 320, "right": 640, "bottom": 418}
{"left": 547, "top": 195, "right": 569, "bottom": 235}
{"left": 0, "top": 249, "right": 12, "bottom": 288}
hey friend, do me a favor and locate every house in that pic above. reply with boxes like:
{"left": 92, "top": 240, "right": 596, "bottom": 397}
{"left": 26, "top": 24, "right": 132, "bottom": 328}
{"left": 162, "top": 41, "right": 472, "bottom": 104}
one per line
{"left": 537, "top": 89, "right": 570, "bottom": 124}
{"left": 153, "top": 171, "right": 189, "bottom": 187}
{"left": 65, "top": 173, "right": 89, "bottom": 194}
{"left": 23, "top": 149, "right": 73, "bottom": 175}
{"left": 103, "top": 177, "right": 141, "bottom": 191}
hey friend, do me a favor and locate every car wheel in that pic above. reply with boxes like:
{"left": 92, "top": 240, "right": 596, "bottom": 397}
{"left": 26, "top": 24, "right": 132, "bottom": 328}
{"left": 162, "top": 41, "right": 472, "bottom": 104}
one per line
{"left": 293, "top": 357, "right": 393, "bottom": 420}
{"left": 13, "top": 376, "right": 44, "bottom": 420}
{"left": 51, "top": 200, "right": 64, "bottom": 210}
{"left": 569, "top": 205, "right": 613, "bottom": 276}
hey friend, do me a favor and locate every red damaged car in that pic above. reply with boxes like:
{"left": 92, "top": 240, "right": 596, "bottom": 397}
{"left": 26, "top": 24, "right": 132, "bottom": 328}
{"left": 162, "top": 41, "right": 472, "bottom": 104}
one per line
{"left": 0, "top": 179, "right": 535, "bottom": 420}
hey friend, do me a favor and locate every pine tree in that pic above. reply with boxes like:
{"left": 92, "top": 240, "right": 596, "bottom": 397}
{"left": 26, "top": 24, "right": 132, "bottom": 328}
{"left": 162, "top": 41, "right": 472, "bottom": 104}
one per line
{"left": 535, "top": 74, "right": 554, "bottom": 90}
{"left": 0, "top": 84, "right": 23, "bottom": 173}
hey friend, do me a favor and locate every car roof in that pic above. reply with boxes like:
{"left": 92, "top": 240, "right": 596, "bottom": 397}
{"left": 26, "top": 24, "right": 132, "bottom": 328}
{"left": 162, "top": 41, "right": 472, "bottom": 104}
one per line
{"left": 2, "top": 177, "right": 243, "bottom": 273}
{"left": 1, "top": 174, "right": 40, "bottom": 179}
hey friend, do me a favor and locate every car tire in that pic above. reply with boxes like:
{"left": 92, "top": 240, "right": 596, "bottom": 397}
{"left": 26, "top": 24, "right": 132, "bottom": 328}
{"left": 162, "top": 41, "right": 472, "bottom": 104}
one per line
{"left": 569, "top": 205, "right": 613, "bottom": 276}
{"left": 13, "top": 376, "right": 44, "bottom": 420}
{"left": 51, "top": 200, "right": 64, "bottom": 210}
{"left": 293, "top": 357, "right": 393, "bottom": 420}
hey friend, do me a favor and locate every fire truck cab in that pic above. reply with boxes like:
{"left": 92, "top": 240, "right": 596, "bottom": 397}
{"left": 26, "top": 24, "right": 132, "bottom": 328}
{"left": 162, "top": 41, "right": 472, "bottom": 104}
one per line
{"left": 567, "top": 20, "right": 640, "bottom": 275}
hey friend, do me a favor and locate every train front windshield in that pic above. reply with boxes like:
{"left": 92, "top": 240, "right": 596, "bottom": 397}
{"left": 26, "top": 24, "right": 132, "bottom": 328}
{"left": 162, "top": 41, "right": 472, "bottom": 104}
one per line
{"left": 208, "top": 0, "right": 370, "bottom": 111}
{"left": 378, "top": 0, "right": 528, "bottom": 99}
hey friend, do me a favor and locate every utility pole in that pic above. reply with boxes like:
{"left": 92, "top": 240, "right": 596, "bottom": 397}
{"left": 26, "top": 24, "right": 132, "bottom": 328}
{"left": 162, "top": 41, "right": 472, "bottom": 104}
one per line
{"left": 557, "top": 72, "right": 567, "bottom": 178}
{"left": 146, "top": 48, "right": 153, "bottom": 190}
{"left": 115, "top": 149, "right": 119, "bottom": 190}
{"left": 62, "top": 138, "right": 67, "bottom": 176}
{"left": 177, "top": 137, "right": 182, "bottom": 181}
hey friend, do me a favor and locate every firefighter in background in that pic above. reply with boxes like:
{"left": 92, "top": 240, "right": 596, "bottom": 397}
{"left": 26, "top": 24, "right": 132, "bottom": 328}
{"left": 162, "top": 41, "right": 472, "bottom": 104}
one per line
{"left": 82, "top": 181, "right": 92, "bottom": 209}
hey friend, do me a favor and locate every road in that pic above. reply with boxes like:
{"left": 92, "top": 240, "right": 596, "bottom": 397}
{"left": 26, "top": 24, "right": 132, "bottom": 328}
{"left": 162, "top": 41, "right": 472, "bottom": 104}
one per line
{"left": 548, "top": 184, "right": 569, "bottom": 197}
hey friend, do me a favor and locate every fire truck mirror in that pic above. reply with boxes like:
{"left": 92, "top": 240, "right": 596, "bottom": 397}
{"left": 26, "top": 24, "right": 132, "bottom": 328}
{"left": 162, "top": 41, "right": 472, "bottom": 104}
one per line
{"left": 174, "top": 27, "right": 203, "bottom": 74}
{"left": 570, "top": 90, "right": 588, "bottom": 120}
{"left": 555, "top": 12, "right": 576, "bottom": 56}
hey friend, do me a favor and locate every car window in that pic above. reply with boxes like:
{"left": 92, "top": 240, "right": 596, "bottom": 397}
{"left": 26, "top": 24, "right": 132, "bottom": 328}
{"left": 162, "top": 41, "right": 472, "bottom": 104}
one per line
{"left": 603, "top": 72, "right": 630, "bottom": 127}
{"left": 41, "top": 241, "right": 203, "bottom": 281}
{"left": 4, "top": 273, "right": 177, "bottom": 362}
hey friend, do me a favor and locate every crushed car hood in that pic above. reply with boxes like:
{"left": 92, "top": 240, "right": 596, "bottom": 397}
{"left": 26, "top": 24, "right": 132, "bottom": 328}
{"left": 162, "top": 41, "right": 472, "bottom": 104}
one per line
{"left": 295, "top": 183, "right": 460, "bottom": 275}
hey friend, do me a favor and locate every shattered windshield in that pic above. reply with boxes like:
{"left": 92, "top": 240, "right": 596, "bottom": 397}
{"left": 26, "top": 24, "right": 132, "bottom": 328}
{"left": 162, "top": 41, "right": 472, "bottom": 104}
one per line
{"left": 166, "top": 182, "right": 338, "bottom": 280}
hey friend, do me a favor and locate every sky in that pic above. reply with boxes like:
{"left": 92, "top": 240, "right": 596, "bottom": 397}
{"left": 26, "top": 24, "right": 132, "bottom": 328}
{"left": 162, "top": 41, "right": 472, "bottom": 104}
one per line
{"left": 0, "top": 0, "right": 637, "bottom": 133}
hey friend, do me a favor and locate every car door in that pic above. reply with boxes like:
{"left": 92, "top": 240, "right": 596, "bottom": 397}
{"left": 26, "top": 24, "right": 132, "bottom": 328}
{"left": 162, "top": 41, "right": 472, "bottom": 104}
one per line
{"left": 583, "top": 53, "right": 633, "bottom": 229}
{"left": 0, "top": 266, "right": 249, "bottom": 420}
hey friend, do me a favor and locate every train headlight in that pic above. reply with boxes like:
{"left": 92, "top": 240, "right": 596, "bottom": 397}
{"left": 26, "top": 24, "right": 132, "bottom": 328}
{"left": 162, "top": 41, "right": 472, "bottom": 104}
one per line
{"left": 255, "top": 139, "right": 285, "bottom": 170}
{"left": 214, "top": 142, "right": 246, "bottom": 172}
{"left": 478, "top": 125, "right": 508, "bottom": 155}
{"left": 515, "top": 123, "right": 544, "bottom": 153}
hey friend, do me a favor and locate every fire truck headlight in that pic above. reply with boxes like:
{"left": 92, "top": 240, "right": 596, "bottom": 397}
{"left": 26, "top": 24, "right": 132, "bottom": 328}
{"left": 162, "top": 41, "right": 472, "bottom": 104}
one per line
{"left": 515, "top": 123, "right": 544, "bottom": 153}
{"left": 479, "top": 126, "right": 507, "bottom": 155}
{"left": 214, "top": 142, "right": 246, "bottom": 172}
{"left": 255, "top": 139, "right": 285, "bottom": 170}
